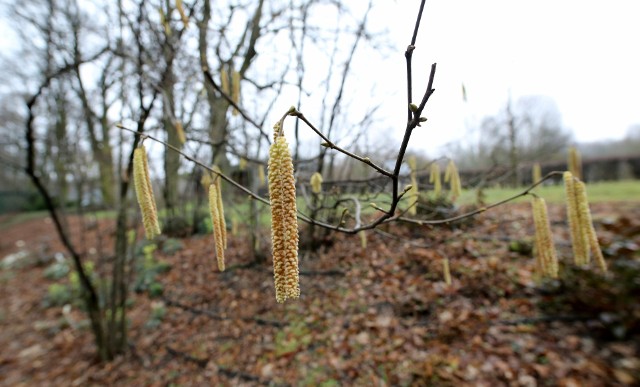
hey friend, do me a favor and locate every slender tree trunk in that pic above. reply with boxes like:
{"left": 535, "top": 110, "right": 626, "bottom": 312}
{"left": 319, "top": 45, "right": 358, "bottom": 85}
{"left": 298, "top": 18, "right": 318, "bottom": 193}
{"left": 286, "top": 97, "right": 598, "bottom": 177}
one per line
{"left": 52, "top": 88, "right": 69, "bottom": 203}
{"left": 506, "top": 98, "right": 519, "bottom": 187}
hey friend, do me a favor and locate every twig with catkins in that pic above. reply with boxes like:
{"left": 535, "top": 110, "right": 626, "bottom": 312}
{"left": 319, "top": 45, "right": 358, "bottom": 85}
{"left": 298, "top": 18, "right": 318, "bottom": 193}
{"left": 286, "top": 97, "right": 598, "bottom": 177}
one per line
{"left": 208, "top": 166, "right": 227, "bottom": 271}
{"left": 133, "top": 145, "right": 161, "bottom": 239}
{"left": 531, "top": 195, "right": 558, "bottom": 278}
{"left": 563, "top": 171, "right": 607, "bottom": 272}
{"left": 430, "top": 162, "right": 441, "bottom": 197}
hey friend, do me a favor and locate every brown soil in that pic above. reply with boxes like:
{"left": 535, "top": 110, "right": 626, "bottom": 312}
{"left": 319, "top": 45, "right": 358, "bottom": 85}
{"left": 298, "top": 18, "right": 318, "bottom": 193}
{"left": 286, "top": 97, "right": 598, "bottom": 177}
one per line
{"left": 1, "top": 202, "right": 639, "bottom": 386}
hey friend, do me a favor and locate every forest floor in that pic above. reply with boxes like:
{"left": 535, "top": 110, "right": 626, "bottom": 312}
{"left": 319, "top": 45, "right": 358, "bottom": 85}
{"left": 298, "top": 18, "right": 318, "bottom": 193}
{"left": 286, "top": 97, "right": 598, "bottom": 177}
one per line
{"left": 1, "top": 201, "right": 639, "bottom": 386}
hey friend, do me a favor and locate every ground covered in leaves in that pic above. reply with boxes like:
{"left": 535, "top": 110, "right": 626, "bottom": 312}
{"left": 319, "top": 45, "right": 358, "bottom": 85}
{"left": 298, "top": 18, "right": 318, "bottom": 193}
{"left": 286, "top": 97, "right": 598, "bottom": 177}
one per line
{"left": 1, "top": 201, "right": 640, "bottom": 386}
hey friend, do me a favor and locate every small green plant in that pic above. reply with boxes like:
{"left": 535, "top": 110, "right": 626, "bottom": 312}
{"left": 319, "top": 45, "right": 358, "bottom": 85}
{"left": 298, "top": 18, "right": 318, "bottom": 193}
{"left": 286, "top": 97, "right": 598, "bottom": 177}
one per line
{"left": 145, "top": 302, "right": 167, "bottom": 328}
{"left": 43, "top": 259, "right": 98, "bottom": 309}
{"left": 148, "top": 282, "right": 164, "bottom": 298}
{"left": 274, "top": 320, "right": 312, "bottom": 356}
{"left": 43, "top": 259, "right": 70, "bottom": 280}
{"left": 45, "top": 283, "right": 72, "bottom": 307}
{"left": 133, "top": 242, "right": 172, "bottom": 297}
{"left": 161, "top": 238, "right": 184, "bottom": 255}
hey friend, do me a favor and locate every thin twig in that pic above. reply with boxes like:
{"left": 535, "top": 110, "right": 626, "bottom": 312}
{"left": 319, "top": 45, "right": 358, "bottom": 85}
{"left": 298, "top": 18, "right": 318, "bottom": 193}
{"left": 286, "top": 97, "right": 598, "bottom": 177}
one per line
{"left": 291, "top": 111, "right": 392, "bottom": 177}
{"left": 117, "top": 124, "right": 271, "bottom": 206}
{"left": 397, "top": 171, "right": 564, "bottom": 226}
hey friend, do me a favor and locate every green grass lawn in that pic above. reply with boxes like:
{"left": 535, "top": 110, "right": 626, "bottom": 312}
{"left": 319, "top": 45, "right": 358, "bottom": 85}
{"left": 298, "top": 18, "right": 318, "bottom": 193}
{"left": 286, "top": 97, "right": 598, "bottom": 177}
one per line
{"left": 0, "top": 208, "right": 117, "bottom": 231}
{"left": 461, "top": 179, "right": 640, "bottom": 205}
{"left": 3, "top": 180, "right": 637, "bottom": 231}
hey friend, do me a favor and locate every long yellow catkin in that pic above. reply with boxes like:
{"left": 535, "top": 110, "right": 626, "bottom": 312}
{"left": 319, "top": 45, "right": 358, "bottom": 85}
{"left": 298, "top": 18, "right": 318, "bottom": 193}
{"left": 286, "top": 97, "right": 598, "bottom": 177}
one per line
{"left": 564, "top": 171, "right": 588, "bottom": 265}
{"left": 408, "top": 174, "right": 418, "bottom": 215}
{"left": 220, "top": 68, "right": 229, "bottom": 95}
{"left": 408, "top": 155, "right": 417, "bottom": 172}
{"left": 231, "top": 215, "right": 238, "bottom": 236}
{"left": 208, "top": 183, "right": 225, "bottom": 271}
{"left": 532, "top": 196, "right": 558, "bottom": 278}
{"left": 532, "top": 162, "right": 542, "bottom": 185}
{"left": 268, "top": 135, "right": 300, "bottom": 303}
{"left": 310, "top": 172, "right": 323, "bottom": 194}
{"left": 576, "top": 180, "right": 607, "bottom": 271}
{"left": 175, "top": 121, "right": 186, "bottom": 145}
{"left": 212, "top": 166, "right": 227, "bottom": 249}
{"left": 176, "top": 0, "right": 189, "bottom": 27}
{"left": 446, "top": 161, "right": 462, "bottom": 201}
{"left": 140, "top": 146, "right": 159, "bottom": 221}
{"left": 444, "top": 160, "right": 454, "bottom": 183}
{"left": 359, "top": 230, "right": 367, "bottom": 249}
{"left": 587, "top": 217, "right": 608, "bottom": 273}
{"left": 133, "top": 146, "right": 161, "bottom": 239}
{"left": 158, "top": 7, "right": 171, "bottom": 36}
{"left": 258, "top": 165, "right": 266, "bottom": 187}
{"left": 430, "top": 163, "right": 441, "bottom": 197}
{"left": 532, "top": 208, "right": 546, "bottom": 277}
{"left": 200, "top": 173, "right": 212, "bottom": 190}
{"left": 568, "top": 146, "right": 582, "bottom": 180}
{"left": 443, "top": 258, "right": 452, "bottom": 286}
{"left": 406, "top": 158, "right": 418, "bottom": 215}
{"left": 530, "top": 197, "right": 547, "bottom": 277}
{"left": 231, "top": 69, "right": 240, "bottom": 116}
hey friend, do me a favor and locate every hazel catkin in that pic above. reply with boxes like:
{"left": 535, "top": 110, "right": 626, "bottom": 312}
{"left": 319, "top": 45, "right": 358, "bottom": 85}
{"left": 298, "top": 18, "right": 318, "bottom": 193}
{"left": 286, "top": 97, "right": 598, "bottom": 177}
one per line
{"left": 564, "top": 171, "right": 588, "bottom": 265}
{"left": 430, "top": 163, "right": 442, "bottom": 197}
{"left": 310, "top": 172, "right": 323, "bottom": 194}
{"left": 531, "top": 196, "right": 558, "bottom": 278}
{"left": 268, "top": 135, "right": 300, "bottom": 303}
{"left": 133, "top": 146, "right": 161, "bottom": 239}
{"left": 208, "top": 181, "right": 225, "bottom": 271}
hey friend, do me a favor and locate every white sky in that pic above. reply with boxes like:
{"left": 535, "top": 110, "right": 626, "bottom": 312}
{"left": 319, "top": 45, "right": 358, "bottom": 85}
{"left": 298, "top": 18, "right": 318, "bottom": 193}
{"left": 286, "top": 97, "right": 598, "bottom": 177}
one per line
{"left": 1, "top": 1, "right": 639, "bottom": 158}
{"left": 361, "top": 0, "right": 640, "bottom": 155}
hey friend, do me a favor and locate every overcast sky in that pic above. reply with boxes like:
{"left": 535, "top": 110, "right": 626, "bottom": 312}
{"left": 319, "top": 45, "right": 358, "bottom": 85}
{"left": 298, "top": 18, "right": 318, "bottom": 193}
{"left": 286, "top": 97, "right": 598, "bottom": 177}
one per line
{"left": 1, "top": 1, "right": 638, "bottom": 158}
{"left": 362, "top": 0, "right": 640, "bottom": 155}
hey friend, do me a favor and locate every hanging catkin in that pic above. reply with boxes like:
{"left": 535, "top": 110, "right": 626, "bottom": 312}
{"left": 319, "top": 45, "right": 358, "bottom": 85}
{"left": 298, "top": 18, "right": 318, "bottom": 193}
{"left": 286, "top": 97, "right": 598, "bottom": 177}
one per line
{"left": 208, "top": 180, "right": 225, "bottom": 271}
{"left": 575, "top": 180, "right": 607, "bottom": 272}
{"left": 212, "top": 166, "right": 227, "bottom": 249}
{"left": 176, "top": 0, "right": 189, "bottom": 27}
{"left": 158, "top": 7, "right": 171, "bottom": 36}
{"left": 430, "top": 163, "right": 441, "bottom": 197}
{"left": 268, "top": 132, "right": 300, "bottom": 303}
{"left": 221, "top": 67, "right": 230, "bottom": 95}
{"left": 231, "top": 69, "right": 240, "bottom": 116}
{"left": 564, "top": 171, "right": 588, "bottom": 265}
{"left": 407, "top": 157, "right": 418, "bottom": 215}
{"left": 175, "top": 121, "right": 186, "bottom": 145}
{"left": 442, "top": 257, "right": 452, "bottom": 285}
{"left": 257, "top": 165, "right": 266, "bottom": 187}
{"left": 133, "top": 146, "right": 161, "bottom": 239}
{"left": 531, "top": 196, "right": 558, "bottom": 278}
{"left": 310, "top": 172, "right": 323, "bottom": 194}
{"left": 532, "top": 162, "right": 542, "bottom": 184}
{"left": 359, "top": 230, "right": 367, "bottom": 249}
{"left": 568, "top": 146, "right": 582, "bottom": 180}
{"left": 445, "top": 160, "right": 462, "bottom": 201}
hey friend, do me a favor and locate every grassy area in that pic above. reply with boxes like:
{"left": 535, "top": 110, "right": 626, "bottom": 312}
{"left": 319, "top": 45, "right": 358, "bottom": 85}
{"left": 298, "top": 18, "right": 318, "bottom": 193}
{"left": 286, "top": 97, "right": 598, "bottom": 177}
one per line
{"left": 0, "top": 211, "right": 49, "bottom": 230}
{"left": 0, "top": 208, "right": 117, "bottom": 231}
{"left": 462, "top": 179, "right": 640, "bottom": 205}
{"left": 4, "top": 180, "right": 637, "bottom": 232}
